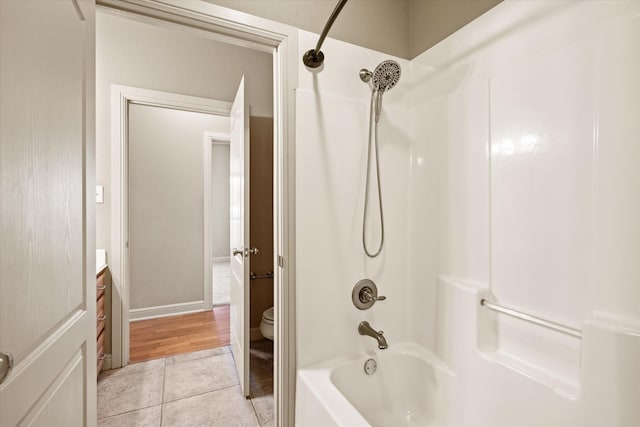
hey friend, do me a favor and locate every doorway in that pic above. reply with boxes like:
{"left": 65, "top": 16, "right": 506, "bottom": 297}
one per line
{"left": 96, "top": 0, "right": 299, "bottom": 425}
{"left": 95, "top": 6, "right": 283, "bottom": 425}
{"left": 126, "top": 104, "right": 230, "bottom": 363}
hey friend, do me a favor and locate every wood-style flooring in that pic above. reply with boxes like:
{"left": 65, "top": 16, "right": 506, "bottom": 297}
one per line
{"left": 129, "top": 305, "right": 230, "bottom": 363}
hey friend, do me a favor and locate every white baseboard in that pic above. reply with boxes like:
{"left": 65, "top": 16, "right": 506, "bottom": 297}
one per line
{"left": 250, "top": 327, "right": 266, "bottom": 341}
{"left": 130, "top": 300, "right": 206, "bottom": 321}
{"left": 211, "top": 256, "right": 230, "bottom": 263}
{"left": 101, "top": 355, "right": 112, "bottom": 371}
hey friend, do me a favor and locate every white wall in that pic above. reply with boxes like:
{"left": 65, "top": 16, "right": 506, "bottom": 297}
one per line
{"left": 295, "top": 31, "right": 411, "bottom": 368}
{"left": 211, "top": 144, "right": 230, "bottom": 258}
{"left": 96, "top": 10, "right": 272, "bottom": 257}
{"left": 408, "top": 0, "right": 640, "bottom": 424}
{"left": 128, "top": 105, "right": 228, "bottom": 310}
{"left": 295, "top": 1, "right": 640, "bottom": 424}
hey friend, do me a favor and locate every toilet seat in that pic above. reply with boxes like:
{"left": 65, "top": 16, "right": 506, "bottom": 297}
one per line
{"left": 260, "top": 307, "right": 274, "bottom": 340}
{"left": 262, "top": 307, "right": 274, "bottom": 323}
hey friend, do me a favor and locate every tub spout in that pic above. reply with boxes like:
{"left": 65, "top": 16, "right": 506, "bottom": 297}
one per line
{"left": 358, "top": 321, "right": 388, "bottom": 349}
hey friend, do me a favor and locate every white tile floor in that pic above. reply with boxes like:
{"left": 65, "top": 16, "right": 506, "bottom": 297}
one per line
{"left": 98, "top": 346, "right": 273, "bottom": 426}
{"left": 212, "top": 261, "right": 230, "bottom": 306}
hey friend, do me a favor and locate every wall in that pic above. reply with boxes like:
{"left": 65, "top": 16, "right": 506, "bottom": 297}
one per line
{"left": 408, "top": 0, "right": 502, "bottom": 58}
{"left": 128, "top": 105, "right": 228, "bottom": 310}
{"left": 206, "top": 0, "right": 411, "bottom": 59}
{"left": 295, "top": 31, "right": 412, "bottom": 368}
{"left": 211, "top": 143, "right": 230, "bottom": 258}
{"left": 249, "top": 117, "right": 275, "bottom": 330}
{"left": 95, "top": 10, "right": 272, "bottom": 258}
{"left": 205, "top": 0, "right": 501, "bottom": 60}
{"left": 408, "top": 0, "right": 640, "bottom": 424}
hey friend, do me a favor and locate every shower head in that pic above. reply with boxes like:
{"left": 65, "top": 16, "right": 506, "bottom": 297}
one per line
{"left": 359, "top": 60, "right": 401, "bottom": 92}
{"left": 360, "top": 60, "right": 401, "bottom": 122}
{"left": 372, "top": 60, "right": 401, "bottom": 92}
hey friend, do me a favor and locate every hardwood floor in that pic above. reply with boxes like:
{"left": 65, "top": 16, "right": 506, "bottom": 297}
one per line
{"left": 129, "top": 305, "right": 230, "bottom": 363}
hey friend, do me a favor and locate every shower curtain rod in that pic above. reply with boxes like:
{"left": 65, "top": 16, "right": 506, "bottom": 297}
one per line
{"left": 302, "top": 0, "right": 349, "bottom": 68}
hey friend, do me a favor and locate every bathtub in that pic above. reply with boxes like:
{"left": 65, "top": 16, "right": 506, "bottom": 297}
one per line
{"left": 296, "top": 343, "right": 454, "bottom": 427}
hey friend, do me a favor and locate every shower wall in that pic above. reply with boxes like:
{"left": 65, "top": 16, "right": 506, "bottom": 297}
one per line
{"left": 294, "top": 1, "right": 639, "bottom": 424}
{"left": 295, "top": 31, "right": 411, "bottom": 368}
{"left": 408, "top": 0, "right": 640, "bottom": 424}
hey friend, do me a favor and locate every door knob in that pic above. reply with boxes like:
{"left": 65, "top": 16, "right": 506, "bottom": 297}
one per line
{"left": 232, "top": 248, "right": 243, "bottom": 257}
{"left": 0, "top": 352, "right": 13, "bottom": 385}
{"left": 248, "top": 247, "right": 259, "bottom": 255}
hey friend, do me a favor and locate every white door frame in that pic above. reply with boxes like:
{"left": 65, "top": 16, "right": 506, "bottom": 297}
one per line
{"left": 110, "top": 85, "right": 232, "bottom": 365}
{"left": 203, "top": 131, "right": 231, "bottom": 308}
{"left": 101, "top": 1, "right": 298, "bottom": 425}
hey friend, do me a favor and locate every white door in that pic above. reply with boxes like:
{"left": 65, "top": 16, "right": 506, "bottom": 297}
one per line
{"left": 0, "top": 1, "right": 96, "bottom": 426}
{"left": 229, "top": 76, "right": 251, "bottom": 397}
{"left": 0, "top": 0, "right": 96, "bottom": 427}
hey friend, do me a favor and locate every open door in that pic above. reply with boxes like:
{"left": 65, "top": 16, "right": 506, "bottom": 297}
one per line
{"left": 229, "top": 76, "right": 251, "bottom": 397}
{"left": 0, "top": 0, "right": 96, "bottom": 425}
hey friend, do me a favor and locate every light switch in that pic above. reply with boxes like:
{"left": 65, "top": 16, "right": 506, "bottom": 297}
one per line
{"left": 96, "top": 185, "right": 104, "bottom": 204}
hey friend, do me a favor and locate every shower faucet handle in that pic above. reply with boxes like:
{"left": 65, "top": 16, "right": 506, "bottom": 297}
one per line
{"left": 362, "top": 288, "right": 386, "bottom": 302}
{"left": 352, "top": 279, "right": 386, "bottom": 310}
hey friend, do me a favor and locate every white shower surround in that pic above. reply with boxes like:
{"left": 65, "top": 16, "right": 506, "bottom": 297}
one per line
{"left": 295, "top": 1, "right": 640, "bottom": 426}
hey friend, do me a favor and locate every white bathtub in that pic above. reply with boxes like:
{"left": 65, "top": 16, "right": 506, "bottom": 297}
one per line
{"left": 296, "top": 343, "right": 454, "bottom": 427}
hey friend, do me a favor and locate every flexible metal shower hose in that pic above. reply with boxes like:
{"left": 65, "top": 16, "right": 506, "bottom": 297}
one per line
{"left": 362, "top": 90, "right": 385, "bottom": 258}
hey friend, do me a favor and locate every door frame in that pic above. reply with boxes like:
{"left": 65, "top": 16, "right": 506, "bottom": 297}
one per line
{"left": 203, "top": 131, "right": 231, "bottom": 308}
{"left": 110, "top": 85, "right": 232, "bottom": 364}
{"left": 100, "top": 1, "right": 298, "bottom": 425}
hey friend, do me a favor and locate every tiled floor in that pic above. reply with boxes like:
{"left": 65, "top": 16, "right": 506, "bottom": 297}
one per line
{"left": 212, "top": 261, "right": 230, "bottom": 305}
{"left": 98, "top": 343, "right": 274, "bottom": 426}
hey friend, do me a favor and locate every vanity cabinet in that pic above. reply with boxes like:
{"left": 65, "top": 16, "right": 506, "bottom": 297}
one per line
{"left": 96, "top": 268, "right": 109, "bottom": 374}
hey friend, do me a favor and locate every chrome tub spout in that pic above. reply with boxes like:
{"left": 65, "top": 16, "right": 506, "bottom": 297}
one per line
{"left": 358, "top": 321, "right": 388, "bottom": 349}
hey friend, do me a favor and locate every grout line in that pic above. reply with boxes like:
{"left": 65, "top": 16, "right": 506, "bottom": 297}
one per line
{"left": 97, "top": 403, "right": 162, "bottom": 421}
{"left": 248, "top": 397, "right": 263, "bottom": 426}
{"left": 161, "top": 383, "right": 240, "bottom": 404}
{"left": 160, "top": 357, "right": 166, "bottom": 426}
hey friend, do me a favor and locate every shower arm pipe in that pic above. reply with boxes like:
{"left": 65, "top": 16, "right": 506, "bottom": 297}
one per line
{"left": 302, "top": 0, "right": 349, "bottom": 68}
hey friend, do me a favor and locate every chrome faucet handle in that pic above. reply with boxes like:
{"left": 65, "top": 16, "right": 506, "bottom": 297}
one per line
{"left": 352, "top": 279, "right": 386, "bottom": 310}
{"left": 362, "top": 289, "right": 386, "bottom": 302}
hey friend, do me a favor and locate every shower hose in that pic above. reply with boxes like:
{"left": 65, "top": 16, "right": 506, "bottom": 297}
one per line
{"left": 362, "top": 90, "right": 385, "bottom": 258}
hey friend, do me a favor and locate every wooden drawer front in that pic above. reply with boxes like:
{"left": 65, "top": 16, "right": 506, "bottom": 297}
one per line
{"left": 97, "top": 329, "right": 106, "bottom": 373}
{"left": 96, "top": 293, "right": 106, "bottom": 336}
{"left": 96, "top": 271, "right": 107, "bottom": 299}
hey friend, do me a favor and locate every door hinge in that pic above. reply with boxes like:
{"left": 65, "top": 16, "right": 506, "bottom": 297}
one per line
{"left": 278, "top": 256, "right": 285, "bottom": 268}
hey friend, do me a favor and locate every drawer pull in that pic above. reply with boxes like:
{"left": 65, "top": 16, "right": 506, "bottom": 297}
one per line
{"left": 97, "top": 353, "right": 107, "bottom": 361}
{"left": 96, "top": 285, "right": 106, "bottom": 290}
{"left": 97, "top": 315, "right": 106, "bottom": 321}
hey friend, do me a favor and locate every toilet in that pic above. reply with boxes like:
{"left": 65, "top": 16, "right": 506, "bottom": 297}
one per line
{"left": 259, "top": 307, "right": 274, "bottom": 340}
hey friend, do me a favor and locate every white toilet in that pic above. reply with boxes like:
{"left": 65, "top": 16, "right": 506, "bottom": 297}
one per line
{"left": 259, "top": 307, "right": 274, "bottom": 340}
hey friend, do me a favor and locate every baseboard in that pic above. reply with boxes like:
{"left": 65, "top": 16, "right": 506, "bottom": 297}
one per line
{"left": 250, "top": 327, "right": 266, "bottom": 341}
{"left": 101, "top": 355, "right": 112, "bottom": 371}
{"left": 212, "top": 256, "right": 230, "bottom": 263}
{"left": 130, "top": 300, "right": 206, "bottom": 321}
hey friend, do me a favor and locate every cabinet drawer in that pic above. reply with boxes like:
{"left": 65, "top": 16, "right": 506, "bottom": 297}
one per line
{"left": 96, "top": 271, "right": 107, "bottom": 299}
{"left": 97, "top": 329, "right": 106, "bottom": 373}
{"left": 96, "top": 293, "right": 106, "bottom": 336}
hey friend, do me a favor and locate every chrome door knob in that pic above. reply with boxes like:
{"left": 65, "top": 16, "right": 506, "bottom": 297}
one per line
{"left": 232, "top": 248, "right": 244, "bottom": 257}
{"left": 248, "top": 247, "right": 259, "bottom": 255}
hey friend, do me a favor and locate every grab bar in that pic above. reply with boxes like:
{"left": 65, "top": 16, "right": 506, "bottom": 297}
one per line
{"left": 302, "top": 0, "right": 349, "bottom": 68}
{"left": 480, "top": 299, "right": 582, "bottom": 339}
{"left": 250, "top": 270, "right": 274, "bottom": 281}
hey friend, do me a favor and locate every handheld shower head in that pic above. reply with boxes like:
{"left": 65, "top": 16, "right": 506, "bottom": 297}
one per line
{"left": 360, "top": 60, "right": 401, "bottom": 123}
{"left": 372, "top": 60, "right": 401, "bottom": 92}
